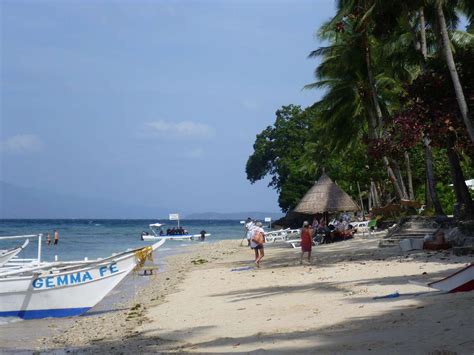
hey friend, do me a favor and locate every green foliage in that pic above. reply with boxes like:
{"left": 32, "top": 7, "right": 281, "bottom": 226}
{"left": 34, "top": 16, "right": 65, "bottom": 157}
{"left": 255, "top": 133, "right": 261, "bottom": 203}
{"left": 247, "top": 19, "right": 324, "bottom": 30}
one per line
{"left": 246, "top": 105, "right": 386, "bottom": 212}
{"left": 246, "top": 105, "right": 317, "bottom": 212}
{"left": 246, "top": 1, "right": 474, "bottom": 214}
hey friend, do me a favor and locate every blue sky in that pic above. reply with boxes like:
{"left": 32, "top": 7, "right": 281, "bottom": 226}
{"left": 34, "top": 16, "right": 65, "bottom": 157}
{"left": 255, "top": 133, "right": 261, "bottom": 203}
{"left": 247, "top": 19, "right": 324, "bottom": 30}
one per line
{"left": 1, "top": 0, "right": 334, "bottom": 215}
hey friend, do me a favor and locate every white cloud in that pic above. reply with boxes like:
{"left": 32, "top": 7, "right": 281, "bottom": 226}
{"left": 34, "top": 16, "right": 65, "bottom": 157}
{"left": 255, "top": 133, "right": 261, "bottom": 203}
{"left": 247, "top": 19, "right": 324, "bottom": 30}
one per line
{"left": 142, "top": 120, "right": 215, "bottom": 140}
{"left": 0, "top": 134, "right": 44, "bottom": 154}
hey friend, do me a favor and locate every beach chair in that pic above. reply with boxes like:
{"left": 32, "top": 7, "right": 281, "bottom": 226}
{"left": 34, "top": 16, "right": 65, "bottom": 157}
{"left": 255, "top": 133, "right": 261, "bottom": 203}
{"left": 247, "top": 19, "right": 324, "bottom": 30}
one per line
{"left": 285, "top": 239, "right": 301, "bottom": 248}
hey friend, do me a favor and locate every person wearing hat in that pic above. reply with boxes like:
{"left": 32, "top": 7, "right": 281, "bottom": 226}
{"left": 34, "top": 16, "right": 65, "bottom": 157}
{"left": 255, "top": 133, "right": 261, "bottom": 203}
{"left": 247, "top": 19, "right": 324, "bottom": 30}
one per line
{"left": 300, "top": 221, "right": 313, "bottom": 264}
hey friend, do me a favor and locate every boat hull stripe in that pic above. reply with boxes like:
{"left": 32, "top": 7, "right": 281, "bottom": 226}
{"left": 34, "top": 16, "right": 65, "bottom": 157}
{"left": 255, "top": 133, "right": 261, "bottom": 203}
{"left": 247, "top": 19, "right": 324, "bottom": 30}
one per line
{"left": 0, "top": 307, "right": 91, "bottom": 319}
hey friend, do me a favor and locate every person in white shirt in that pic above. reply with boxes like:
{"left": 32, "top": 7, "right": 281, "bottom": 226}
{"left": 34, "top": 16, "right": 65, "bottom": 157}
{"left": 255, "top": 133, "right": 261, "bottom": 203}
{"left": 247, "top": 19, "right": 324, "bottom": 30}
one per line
{"left": 245, "top": 218, "right": 255, "bottom": 247}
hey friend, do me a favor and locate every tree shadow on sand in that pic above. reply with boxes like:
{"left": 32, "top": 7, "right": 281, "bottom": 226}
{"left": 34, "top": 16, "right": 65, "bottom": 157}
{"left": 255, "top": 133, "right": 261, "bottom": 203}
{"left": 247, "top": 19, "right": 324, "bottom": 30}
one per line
{"left": 41, "top": 290, "right": 474, "bottom": 354}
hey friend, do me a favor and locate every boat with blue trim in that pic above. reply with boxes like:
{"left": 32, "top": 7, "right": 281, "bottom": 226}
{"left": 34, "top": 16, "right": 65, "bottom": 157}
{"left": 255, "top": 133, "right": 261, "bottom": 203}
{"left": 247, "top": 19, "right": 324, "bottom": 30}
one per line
{"left": 0, "top": 237, "right": 165, "bottom": 319}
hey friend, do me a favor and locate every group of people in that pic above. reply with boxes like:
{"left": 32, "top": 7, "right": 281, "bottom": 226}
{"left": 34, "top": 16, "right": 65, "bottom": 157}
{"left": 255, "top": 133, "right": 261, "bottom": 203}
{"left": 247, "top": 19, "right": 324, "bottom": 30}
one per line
{"left": 163, "top": 227, "right": 188, "bottom": 236}
{"left": 243, "top": 213, "right": 358, "bottom": 267}
{"left": 310, "top": 213, "right": 355, "bottom": 244}
{"left": 46, "top": 230, "right": 59, "bottom": 246}
{"left": 244, "top": 218, "right": 265, "bottom": 267}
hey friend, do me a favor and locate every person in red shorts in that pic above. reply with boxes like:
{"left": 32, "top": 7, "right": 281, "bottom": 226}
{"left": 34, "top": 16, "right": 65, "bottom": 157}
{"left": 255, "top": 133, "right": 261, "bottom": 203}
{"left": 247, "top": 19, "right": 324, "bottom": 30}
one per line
{"left": 300, "top": 221, "right": 313, "bottom": 264}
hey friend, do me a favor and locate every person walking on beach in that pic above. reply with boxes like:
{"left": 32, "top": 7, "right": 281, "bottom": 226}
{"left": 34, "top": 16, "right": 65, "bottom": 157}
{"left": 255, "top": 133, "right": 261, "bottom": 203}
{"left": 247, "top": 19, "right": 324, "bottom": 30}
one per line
{"left": 46, "top": 233, "right": 51, "bottom": 246}
{"left": 53, "top": 230, "right": 59, "bottom": 245}
{"left": 245, "top": 218, "right": 255, "bottom": 247}
{"left": 251, "top": 221, "right": 265, "bottom": 267}
{"left": 300, "top": 221, "right": 313, "bottom": 264}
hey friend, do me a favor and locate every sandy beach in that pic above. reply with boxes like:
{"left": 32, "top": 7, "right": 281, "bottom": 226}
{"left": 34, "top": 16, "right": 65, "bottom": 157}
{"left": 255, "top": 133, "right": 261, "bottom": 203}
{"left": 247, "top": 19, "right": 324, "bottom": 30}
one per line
{"left": 5, "top": 235, "right": 474, "bottom": 354}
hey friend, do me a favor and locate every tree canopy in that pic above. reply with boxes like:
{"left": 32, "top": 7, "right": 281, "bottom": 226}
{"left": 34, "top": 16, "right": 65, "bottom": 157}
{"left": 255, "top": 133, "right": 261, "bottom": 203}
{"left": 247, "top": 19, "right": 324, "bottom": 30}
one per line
{"left": 246, "top": 0, "right": 474, "bottom": 218}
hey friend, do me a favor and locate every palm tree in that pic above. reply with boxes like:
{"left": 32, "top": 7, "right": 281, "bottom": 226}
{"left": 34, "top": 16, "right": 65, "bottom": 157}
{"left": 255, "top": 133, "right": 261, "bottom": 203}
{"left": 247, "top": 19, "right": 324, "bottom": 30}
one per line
{"left": 307, "top": 1, "right": 414, "bottom": 200}
{"left": 435, "top": 0, "right": 474, "bottom": 143}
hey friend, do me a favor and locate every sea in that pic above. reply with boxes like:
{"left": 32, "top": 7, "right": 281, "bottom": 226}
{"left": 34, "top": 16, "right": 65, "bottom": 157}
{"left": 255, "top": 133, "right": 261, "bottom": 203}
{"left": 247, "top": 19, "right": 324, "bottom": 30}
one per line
{"left": 0, "top": 219, "right": 247, "bottom": 336}
{"left": 0, "top": 219, "right": 246, "bottom": 262}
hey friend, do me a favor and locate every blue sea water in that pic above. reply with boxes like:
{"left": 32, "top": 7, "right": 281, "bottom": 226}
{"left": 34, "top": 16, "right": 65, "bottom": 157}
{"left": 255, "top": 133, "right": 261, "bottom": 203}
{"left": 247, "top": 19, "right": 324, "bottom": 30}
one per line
{"left": 0, "top": 219, "right": 248, "bottom": 330}
{"left": 0, "top": 219, "right": 246, "bottom": 262}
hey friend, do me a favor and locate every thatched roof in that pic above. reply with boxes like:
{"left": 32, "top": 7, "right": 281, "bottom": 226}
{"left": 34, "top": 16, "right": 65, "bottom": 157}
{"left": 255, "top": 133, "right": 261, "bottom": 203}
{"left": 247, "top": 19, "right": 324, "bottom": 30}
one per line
{"left": 293, "top": 173, "right": 359, "bottom": 214}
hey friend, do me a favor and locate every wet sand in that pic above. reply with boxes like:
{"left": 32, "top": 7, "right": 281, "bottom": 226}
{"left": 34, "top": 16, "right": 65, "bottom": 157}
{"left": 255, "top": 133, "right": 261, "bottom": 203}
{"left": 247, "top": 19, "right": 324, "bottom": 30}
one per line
{"left": 3, "top": 236, "right": 474, "bottom": 354}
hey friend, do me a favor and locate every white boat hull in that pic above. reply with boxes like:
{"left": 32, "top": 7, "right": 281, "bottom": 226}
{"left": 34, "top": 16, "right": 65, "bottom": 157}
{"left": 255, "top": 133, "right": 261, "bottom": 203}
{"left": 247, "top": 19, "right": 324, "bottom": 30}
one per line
{"left": 0, "top": 239, "right": 165, "bottom": 319}
{"left": 142, "top": 234, "right": 210, "bottom": 241}
{"left": 428, "top": 263, "right": 474, "bottom": 293}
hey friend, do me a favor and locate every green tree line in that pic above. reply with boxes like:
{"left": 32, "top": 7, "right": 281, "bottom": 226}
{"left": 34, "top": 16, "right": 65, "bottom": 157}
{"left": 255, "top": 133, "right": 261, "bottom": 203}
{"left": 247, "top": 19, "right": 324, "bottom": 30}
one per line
{"left": 246, "top": 0, "right": 474, "bottom": 218}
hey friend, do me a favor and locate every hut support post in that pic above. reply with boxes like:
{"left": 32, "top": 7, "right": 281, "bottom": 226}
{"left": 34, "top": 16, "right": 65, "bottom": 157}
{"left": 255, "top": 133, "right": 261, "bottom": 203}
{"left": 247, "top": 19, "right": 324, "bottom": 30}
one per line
{"left": 368, "top": 188, "right": 372, "bottom": 214}
{"left": 357, "top": 182, "right": 365, "bottom": 220}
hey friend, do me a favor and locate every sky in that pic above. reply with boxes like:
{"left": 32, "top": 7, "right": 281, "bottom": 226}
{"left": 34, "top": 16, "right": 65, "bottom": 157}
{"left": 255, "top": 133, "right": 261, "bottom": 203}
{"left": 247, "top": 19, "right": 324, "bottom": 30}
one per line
{"left": 0, "top": 0, "right": 335, "bottom": 216}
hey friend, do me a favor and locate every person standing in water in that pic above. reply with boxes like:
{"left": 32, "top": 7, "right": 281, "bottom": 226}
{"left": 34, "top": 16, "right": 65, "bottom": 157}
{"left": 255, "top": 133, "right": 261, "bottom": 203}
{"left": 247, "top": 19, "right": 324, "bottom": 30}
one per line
{"left": 46, "top": 233, "right": 51, "bottom": 246}
{"left": 53, "top": 230, "right": 59, "bottom": 245}
{"left": 300, "top": 221, "right": 313, "bottom": 264}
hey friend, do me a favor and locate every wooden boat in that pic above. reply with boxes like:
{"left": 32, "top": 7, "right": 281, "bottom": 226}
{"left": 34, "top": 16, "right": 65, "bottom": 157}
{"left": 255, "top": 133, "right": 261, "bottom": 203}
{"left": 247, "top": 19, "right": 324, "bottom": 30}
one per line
{"left": 0, "top": 239, "right": 165, "bottom": 319}
{"left": 410, "top": 263, "right": 474, "bottom": 293}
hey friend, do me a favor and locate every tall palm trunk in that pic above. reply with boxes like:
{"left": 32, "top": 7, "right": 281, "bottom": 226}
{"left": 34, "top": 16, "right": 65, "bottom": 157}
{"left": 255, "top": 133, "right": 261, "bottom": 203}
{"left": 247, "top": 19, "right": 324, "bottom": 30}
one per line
{"left": 417, "top": 7, "right": 444, "bottom": 214}
{"left": 404, "top": 151, "right": 414, "bottom": 200}
{"left": 364, "top": 37, "right": 406, "bottom": 200}
{"left": 419, "top": 7, "right": 428, "bottom": 59}
{"left": 446, "top": 140, "right": 474, "bottom": 219}
{"left": 436, "top": 0, "right": 474, "bottom": 143}
{"left": 391, "top": 159, "right": 409, "bottom": 199}
{"left": 424, "top": 136, "right": 445, "bottom": 215}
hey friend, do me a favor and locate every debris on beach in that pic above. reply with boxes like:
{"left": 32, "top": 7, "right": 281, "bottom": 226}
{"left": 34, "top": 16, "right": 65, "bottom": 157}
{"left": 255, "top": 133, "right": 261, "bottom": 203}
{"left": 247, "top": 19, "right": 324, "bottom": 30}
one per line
{"left": 231, "top": 266, "right": 254, "bottom": 271}
{"left": 191, "top": 258, "right": 208, "bottom": 265}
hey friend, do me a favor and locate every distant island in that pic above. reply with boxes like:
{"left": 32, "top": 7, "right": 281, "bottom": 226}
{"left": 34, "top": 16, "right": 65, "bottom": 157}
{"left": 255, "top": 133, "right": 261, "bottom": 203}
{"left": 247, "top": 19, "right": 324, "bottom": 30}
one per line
{"left": 185, "top": 211, "right": 284, "bottom": 220}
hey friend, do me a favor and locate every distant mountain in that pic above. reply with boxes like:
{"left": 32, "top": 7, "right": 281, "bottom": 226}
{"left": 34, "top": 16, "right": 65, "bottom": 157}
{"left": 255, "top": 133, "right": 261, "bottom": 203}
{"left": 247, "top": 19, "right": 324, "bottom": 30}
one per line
{"left": 185, "top": 211, "right": 284, "bottom": 220}
{"left": 0, "top": 181, "right": 168, "bottom": 219}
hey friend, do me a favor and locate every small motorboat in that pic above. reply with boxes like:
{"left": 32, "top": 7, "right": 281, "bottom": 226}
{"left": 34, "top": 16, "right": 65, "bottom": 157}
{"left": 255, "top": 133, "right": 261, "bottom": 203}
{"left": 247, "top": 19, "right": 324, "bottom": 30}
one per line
{"left": 140, "top": 223, "right": 211, "bottom": 242}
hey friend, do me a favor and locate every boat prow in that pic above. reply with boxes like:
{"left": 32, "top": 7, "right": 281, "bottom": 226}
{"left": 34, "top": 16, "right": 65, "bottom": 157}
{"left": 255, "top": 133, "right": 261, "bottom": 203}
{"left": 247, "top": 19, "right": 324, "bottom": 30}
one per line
{"left": 0, "top": 239, "right": 30, "bottom": 267}
{"left": 409, "top": 263, "right": 474, "bottom": 293}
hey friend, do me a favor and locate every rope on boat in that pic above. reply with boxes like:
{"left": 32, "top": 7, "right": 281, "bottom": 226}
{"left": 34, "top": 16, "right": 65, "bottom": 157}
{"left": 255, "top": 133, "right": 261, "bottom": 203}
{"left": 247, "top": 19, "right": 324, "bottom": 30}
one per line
{"left": 133, "top": 246, "right": 154, "bottom": 272}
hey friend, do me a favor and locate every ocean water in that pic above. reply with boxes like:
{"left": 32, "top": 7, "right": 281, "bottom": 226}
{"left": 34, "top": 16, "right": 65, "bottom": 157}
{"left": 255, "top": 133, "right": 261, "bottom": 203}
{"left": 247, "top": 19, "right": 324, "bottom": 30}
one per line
{"left": 0, "top": 219, "right": 247, "bottom": 330}
{"left": 0, "top": 219, "right": 246, "bottom": 262}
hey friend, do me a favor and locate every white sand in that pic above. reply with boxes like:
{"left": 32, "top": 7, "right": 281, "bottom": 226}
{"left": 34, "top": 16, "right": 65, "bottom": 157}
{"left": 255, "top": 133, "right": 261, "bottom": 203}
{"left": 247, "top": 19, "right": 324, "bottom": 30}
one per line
{"left": 37, "top": 237, "right": 474, "bottom": 354}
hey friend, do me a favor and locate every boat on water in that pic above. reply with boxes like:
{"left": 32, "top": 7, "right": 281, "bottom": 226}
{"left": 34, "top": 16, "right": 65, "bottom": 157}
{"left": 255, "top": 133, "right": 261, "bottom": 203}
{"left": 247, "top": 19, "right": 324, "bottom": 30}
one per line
{"left": 0, "top": 236, "right": 166, "bottom": 319}
{"left": 141, "top": 223, "right": 211, "bottom": 241}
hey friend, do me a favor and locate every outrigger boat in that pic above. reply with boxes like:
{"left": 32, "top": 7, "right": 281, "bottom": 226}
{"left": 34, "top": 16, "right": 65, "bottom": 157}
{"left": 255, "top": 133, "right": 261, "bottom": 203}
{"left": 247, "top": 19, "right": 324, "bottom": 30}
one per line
{"left": 0, "top": 235, "right": 166, "bottom": 319}
{"left": 141, "top": 223, "right": 211, "bottom": 242}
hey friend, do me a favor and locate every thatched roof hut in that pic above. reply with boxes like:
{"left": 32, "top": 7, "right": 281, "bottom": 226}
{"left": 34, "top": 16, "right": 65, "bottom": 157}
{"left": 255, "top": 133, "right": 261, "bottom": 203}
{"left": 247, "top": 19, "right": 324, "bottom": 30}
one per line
{"left": 293, "top": 173, "right": 359, "bottom": 214}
